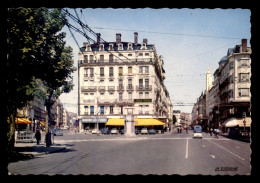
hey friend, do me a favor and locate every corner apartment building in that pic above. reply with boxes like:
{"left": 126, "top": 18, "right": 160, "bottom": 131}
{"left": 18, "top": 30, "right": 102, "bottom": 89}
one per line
{"left": 78, "top": 32, "right": 173, "bottom": 131}
{"left": 193, "top": 39, "right": 251, "bottom": 134}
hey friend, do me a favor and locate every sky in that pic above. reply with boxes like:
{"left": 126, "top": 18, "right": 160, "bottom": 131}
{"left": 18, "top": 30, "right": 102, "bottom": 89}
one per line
{"left": 58, "top": 8, "right": 251, "bottom": 114}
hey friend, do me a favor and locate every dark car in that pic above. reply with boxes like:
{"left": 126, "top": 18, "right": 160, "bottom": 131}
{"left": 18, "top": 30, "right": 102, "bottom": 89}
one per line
{"left": 149, "top": 129, "right": 156, "bottom": 135}
{"left": 101, "top": 128, "right": 111, "bottom": 135}
{"left": 120, "top": 129, "right": 124, "bottom": 134}
{"left": 135, "top": 128, "right": 139, "bottom": 135}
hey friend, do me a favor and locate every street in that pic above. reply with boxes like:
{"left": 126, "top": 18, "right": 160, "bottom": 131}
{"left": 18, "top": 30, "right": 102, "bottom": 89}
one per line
{"left": 8, "top": 129, "right": 251, "bottom": 175}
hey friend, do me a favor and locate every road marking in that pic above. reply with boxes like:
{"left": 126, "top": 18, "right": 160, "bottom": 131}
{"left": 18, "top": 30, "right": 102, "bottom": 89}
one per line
{"left": 235, "top": 146, "right": 240, "bottom": 149}
{"left": 185, "top": 138, "right": 189, "bottom": 159}
{"left": 206, "top": 139, "right": 245, "bottom": 161}
{"left": 202, "top": 145, "right": 205, "bottom": 148}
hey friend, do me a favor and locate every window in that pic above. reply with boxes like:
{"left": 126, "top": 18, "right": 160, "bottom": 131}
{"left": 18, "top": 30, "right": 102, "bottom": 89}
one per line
{"left": 128, "top": 79, "right": 132, "bottom": 89}
{"left": 84, "top": 106, "right": 88, "bottom": 114}
{"left": 100, "top": 55, "right": 104, "bottom": 62}
{"left": 84, "top": 68, "right": 88, "bottom": 77}
{"left": 100, "top": 106, "right": 104, "bottom": 114}
{"left": 110, "top": 106, "right": 114, "bottom": 114}
{"left": 145, "top": 105, "right": 149, "bottom": 114}
{"left": 119, "top": 79, "right": 123, "bottom": 88}
{"left": 139, "top": 79, "right": 143, "bottom": 87}
{"left": 145, "top": 66, "right": 149, "bottom": 73}
{"left": 109, "top": 93, "right": 114, "bottom": 99}
{"left": 145, "top": 53, "right": 149, "bottom": 56}
{"left": 139, "top": 66, "right": 143, "bottom": 73}
{"left": 128, "top": 93, "right": 132, "bottom": 99}
{"left": 109, "top": 54, "right": 113, "bottom": 63}
{"left": 99, "top": 44, "right": 104, "bottom": 51}
{"left": 139, "top": 105, "right": 143, "bottom": 114}
{"left": 128, "top": 54, "right": 132, "bottom": 57}
{"left": 145, "top": 92, "right": 149, "bottom": 99}
{"left": 120, "top": 106, "right": 123, "bottom": 114}
{"left": 239, "top": 73, "right": 249, "bottom": 82}
{"left": 139, "top": 53, "right": 143, "bottom": 56}
{"left": 100, "top": 93, "right": 104, "bottom": 99}
{"left": 238, "top": 88, "right": 250, "bottom": 97}
{"left": 109, "top": 44, "right": 113, "bottom": 51}
{"left": 118, "top": 44, "right": 123, "bottom": 50}
{"left": 90, "top": 93, "right": 94, "bottom": 99}
{"left": 109, "top": 79, "right": 114, "bottom": 85}
{"left": 84, "top": 55, "right": 88, "bottom": 63}
{"left": 119, "top": 53, "right": 123, "bottom": 57}
{"left": 119, "top": 67, "right": 123, "bottom": 76}
{"left": 128, "top": 67, "right": 132, "bottom": 74}
{"left": 145, "top": 79, "right": 149, "bottom": 87}
{"left": 90, "top": 68, "right": 94, "bottom": 77}
{"left": 119, "top": 93, "right": 123, "bottom": 100}
{"left": 100, "top": 79, "right": 104, "bottom": 83}
{"left": 90, "top": 106, "right": 94, "bottom": 114}
{"left": 90, "top": 55, "right": 94, "bottom": 63}
{"left": 84, "top": 80, "right": 88, "bottom": 85}
{"left": 139, "top": 92, "right": 143, "bottom": 99}
{"left": 128, "top": 43, "right": 133, "bottom": 50}
{"left": 100, "top": 67, "right": 104, "bottom": 77}
{"left": 109, "top": 67, "right": 113, "bottom": 77}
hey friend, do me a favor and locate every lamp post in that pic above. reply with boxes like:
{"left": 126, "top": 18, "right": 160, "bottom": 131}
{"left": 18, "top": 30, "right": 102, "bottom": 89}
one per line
{"left": 243, "top": 112, "right": 246, "bottom": 136}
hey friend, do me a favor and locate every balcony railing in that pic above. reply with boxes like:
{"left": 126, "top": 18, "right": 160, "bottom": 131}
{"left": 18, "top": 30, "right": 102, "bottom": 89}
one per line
{"left": 117, "top": 99, "right": 134, "bottom": 104}
{"left": 117, "top": 85, "right": 124, "bottom": 90}
{"left": 83, "top": 99, "right": 95, "bottom": 103}
{"left": 81, "top": 86, "right": 97, "bottom": 92}
{"left": 107, "top": 86, "right": 115, "bottom": 91}
{"left": 98, "top": 99, "right": 117, "bottom": 104}
{"left": 126, "top": 85, "right": 134, "bottom": 90}
{"left": 136, "top": 85, "right": 152, "bottom": 91}
{"left": 98, "top": 86, "right": 106, "bottom": 92}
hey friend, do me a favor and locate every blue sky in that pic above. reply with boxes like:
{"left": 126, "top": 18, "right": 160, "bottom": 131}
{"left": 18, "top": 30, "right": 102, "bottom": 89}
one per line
{"left": 59, "top": 8, "right": 251, "bottom": 114}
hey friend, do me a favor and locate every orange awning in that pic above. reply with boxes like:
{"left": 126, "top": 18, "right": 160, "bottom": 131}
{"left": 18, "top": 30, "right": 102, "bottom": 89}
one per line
{"left": 7, "top": 118, "right": 32, "bottom": 124}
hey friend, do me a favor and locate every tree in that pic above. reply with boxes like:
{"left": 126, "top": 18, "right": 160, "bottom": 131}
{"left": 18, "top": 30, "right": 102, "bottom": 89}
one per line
{"left": 6, "top": 7, "right": 73, "bottom": 165}
{"left": 34, "top": 46, "right": 76, "bottom": 147}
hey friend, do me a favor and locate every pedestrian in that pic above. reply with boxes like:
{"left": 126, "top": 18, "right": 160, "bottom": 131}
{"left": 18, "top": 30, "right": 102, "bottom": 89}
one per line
{"left": 180, "top": 127, "right": 182, "bottom": 133}
{"left": 177, "top": 126, "right": 180, "bottom": 133}
{"left": 186, "top": 127, "right": 188, "bottom": 134}
{"left": 35, "top": 129, "right": 41, "bottom": 145}
{"left": 210, "top": 128, "right": 213, "bottom": 136}
{"left": 214, "top": 128, "right": 220, "bottom": 139}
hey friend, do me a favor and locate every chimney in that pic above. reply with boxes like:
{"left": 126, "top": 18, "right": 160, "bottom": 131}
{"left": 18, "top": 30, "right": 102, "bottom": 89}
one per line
{"left": 242, "top": 39, "right": 247, "bottom": 52}
{"left": 116, "top": 33, "right": 121, "bottom": 44}
{"left": 83, "top": 42, "right": 88, "bottom": 46}
{"left": 134, "top": 32, "right": 138, "bottom": 45}
{"left": 97, "top": 33, "right": 101, "bottom": 44}
{"left": 143, "top": 38, "right": 148, "bottom": 44}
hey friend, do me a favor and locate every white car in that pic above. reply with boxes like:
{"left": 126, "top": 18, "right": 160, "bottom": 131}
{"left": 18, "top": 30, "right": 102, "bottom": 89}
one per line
{"left": 193, "top": 125, "right": 202, "bottom": 139}
{"left": 111, "top": 128, "right": 118, "bottom": 134}
{"left": 141, "top": 128, "right": 148, "bottom": 134}
{"left": 92, "top": 129, "right": 98, "bottom": 134}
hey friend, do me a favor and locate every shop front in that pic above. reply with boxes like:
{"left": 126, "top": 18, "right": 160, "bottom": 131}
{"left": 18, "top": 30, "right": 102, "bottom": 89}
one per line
{"left": 80, "top": 117, "right": 107, "bottom": 132}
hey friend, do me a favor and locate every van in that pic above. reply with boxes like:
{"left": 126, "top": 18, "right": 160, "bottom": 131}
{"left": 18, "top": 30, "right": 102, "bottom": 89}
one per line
{"left": 193, "top": 125, "right": 202, "bottom": 139}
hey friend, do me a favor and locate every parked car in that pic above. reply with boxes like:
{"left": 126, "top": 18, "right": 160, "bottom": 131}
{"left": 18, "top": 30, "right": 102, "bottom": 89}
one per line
{"left": 149, "top": 129, "right": 156, "bottom": 135}
{"left": 141, "top": 128, "right": 148, "bottom": 134}
{"left": 54, "top": 128, "right": 63, "bottom": 136}
{"left": 120, "top": 129, "right": 124, "bottom": 134}
{"left": 193, "top": 125, "right": 202, "bottom": 139}
{"left": 92, "top": 129, "right": 98, "bottom": 134}
{"left": 101, "top": 128, "right": 111, "bottom": 135}
{"left": 111, "top": 128, "right": 118, "bottom": 134}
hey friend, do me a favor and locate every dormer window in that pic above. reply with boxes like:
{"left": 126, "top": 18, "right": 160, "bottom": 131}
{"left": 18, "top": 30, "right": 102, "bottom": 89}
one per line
{"left": 128, "top": 43, "right": 133, "bottom": 50}
{"left": 141, "top": 43, "right": 146, "bottom": 50}
{"left": 109, "top": 44, "right": 114, "bottom": 51}
{"left": 86, "top": 45, "right": 92, "bottom": 52}
{"left": 118, "top": 43, "right": 123, "bottom": 50}
{"left": 99, "top": 44, "right": 104, "bottom": 51}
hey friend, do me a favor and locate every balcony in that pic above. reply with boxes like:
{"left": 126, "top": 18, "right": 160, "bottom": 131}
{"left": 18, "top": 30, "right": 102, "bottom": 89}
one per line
{"left": 98, "top": 99, "right": 117, "bottom": 105}
{"left": 83, "top": 99, "right": 95, "bottom": 103}
{"left": 117, "top": 99, "right": 134, "bottom": 105}
{"left": 117, "top": 85, "right": 124, "bottom": 91}
{"left": 126, "top": 85, "right": 134, "bottom": 91}
{"left": 136, "top": 85, "right": 152, "bottom": 91}
{"left": 81, "top": 86, "right": 97, "bottom": 92}
{"left": 107, "top": 86, "right": 115, "bottom": 91}
{"left": 98, "top": 86, "right": 106, "bottom": 92}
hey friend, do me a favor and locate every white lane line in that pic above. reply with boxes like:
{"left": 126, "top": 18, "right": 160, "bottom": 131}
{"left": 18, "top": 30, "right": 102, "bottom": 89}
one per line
{"left": 206, "top": 139, "right": 245, "bottom": 161}
{"left": 185, "top": 138, "right": 189, "bottom": 159}
{"left": 210, "top": 155, "right": 215, "bottom": 159}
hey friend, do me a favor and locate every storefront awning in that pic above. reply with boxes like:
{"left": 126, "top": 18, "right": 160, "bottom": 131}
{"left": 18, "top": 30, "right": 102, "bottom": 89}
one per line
{"left": 105, "top": 118, "right": 166, "bottom": 126}
{"left": 7, "top": 118, "right": 32, "bottom": 125}
{"left": 221, "top": 117, "right": 251, "bottom": 127}
{"left": 134, "top": 118, "right": 166, "bottom": 126}
{"left": 106, "top": 118, "right": 124, "bottom": 126}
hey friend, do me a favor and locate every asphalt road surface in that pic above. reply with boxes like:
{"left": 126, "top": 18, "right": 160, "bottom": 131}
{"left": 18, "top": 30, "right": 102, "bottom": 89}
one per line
{"left": 8, "top": 129, "right": 251, "bottom": 175}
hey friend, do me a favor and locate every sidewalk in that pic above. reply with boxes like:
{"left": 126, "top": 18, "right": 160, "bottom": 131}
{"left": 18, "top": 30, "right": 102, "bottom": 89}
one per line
{"left": 14, "top": 140, "right": 67, "bottom": 157}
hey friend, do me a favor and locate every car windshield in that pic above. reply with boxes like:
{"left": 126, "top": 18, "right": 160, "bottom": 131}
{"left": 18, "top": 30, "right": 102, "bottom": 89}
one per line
{"left": 194, "top": 126, "right": 202, "bottom": 133}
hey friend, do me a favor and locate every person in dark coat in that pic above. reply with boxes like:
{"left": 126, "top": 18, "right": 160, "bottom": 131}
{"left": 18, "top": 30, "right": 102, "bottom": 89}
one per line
{"left": 35, "top": 129, "right": 41, "bottom": 145}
